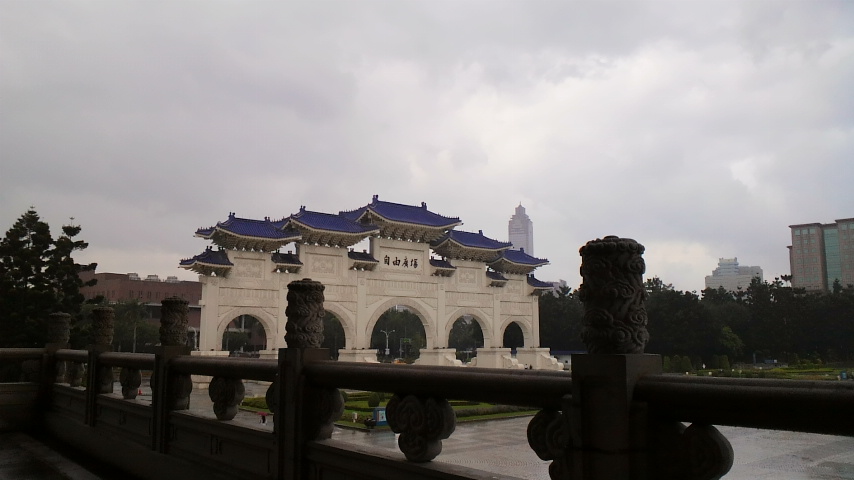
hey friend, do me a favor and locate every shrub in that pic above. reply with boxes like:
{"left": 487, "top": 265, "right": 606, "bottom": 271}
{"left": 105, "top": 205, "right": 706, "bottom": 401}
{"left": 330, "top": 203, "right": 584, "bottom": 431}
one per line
{"left": 367, "top": 392, "right": 381, "bottom": 408}
{"left": 241, "top": 396, "right": 269, "bottom": 410}
{"left": 662, "top": 356, "right": 672, "bottom": 373}
{"left": 719, "top": 355, "right": 731, "bottom": 371}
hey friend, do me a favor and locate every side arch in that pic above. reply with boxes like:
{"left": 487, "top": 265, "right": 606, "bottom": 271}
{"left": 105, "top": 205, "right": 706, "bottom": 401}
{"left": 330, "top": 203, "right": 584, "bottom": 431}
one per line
{"left": 365, "top": 297, "right": 437, "bottom": 349}
{"left": 444, "top": 307, "right": 494, "bottom": 348}
{"left": 499, "top": 316, "right": 533, "bottom": 348}
{"left": 216, "top": 307, "right": 278, "bottom": 351}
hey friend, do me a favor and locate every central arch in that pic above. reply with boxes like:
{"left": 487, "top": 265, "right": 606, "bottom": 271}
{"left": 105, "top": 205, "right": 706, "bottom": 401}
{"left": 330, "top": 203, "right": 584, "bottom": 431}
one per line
{"left": 365, "top": 297, "right": 436, "bottom": 350}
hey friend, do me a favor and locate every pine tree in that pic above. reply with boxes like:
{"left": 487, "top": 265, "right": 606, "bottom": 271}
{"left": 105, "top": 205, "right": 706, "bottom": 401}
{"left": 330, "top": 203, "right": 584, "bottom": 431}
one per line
{"left": 0, "top": 208, "right": 96, "bottom": 347}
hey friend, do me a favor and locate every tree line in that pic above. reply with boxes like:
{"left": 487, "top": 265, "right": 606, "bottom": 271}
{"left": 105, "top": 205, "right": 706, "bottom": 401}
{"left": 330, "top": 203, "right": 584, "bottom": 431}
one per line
{"left": 539, "top": 277, "right": 854, "bottom": 365}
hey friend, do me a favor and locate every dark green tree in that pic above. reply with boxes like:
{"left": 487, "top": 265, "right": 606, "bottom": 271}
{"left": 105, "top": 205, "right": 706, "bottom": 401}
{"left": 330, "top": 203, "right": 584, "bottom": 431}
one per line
{"left": 448, "top": 316, "right": 483, "bottom": 354}
{"left": 538, "top": 286, "right": 584, "bottom": 350}
{"left": 0, "top": 209, "right": 96, "bottom": 347}
{"left": 321, "top": 312, "right": 346, "bottom": 359}
{"left": 113, "top": 299, "right": 159, "bottom": 353}
{"left": 371, "top": 308, "right": 425, "bottom": 361}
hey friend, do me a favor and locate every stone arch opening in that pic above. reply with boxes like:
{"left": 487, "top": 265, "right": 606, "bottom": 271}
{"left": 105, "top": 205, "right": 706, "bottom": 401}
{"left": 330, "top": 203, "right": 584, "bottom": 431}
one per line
{"left": 321, "top": 311, "right": 346, "bottom": 360}
{"left": 366, "top": 298, "right": 435, "bottom": 350}
{"left": 215, "top": 308, "right": 277, "bottom": 354}
{"left": 370, "top": 305, "right": 427, "bottom": 363}
{"left": 321, "top": 303, "right": 356, "bottom": 350}
{"left": 221, "top": 314, "right": 268, "bottom": 354}
{"left": 502, "top": 320, "right": 526, "bottom": 352}
{"left": 448, "top": 314, "right": 484, "bottom": 363}
{"left": 445, "top": 307, "right": 494, "bottom": 348}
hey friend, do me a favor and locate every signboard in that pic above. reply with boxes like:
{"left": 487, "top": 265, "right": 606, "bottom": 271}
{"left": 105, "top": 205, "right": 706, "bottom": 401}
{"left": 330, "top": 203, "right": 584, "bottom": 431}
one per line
{"left": 373, "top": 407, "right": 388, "bottom": 426}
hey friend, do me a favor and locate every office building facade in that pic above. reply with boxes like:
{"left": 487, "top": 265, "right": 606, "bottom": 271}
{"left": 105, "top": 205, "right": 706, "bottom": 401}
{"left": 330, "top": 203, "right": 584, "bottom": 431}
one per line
{"left": 704, "top": 258, "right": 763, "bottom": 292}
{"left": 788, "top": 218, "right": 854, "bottom": 291}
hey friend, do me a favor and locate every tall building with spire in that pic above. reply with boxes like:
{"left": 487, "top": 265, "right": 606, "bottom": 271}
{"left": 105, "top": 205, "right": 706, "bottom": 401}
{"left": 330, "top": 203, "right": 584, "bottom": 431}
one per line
{"left": 508, "top": 204, "right": 534, "bottom": 255}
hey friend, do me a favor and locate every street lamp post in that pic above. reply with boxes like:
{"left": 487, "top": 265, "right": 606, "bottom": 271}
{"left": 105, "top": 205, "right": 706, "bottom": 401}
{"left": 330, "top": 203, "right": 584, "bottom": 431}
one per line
{"left": 380, "top": 329, "right": 394, "bottom": 359}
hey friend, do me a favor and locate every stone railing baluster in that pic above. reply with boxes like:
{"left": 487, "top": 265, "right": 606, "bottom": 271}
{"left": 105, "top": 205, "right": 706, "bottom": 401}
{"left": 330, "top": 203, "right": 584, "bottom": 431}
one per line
{"left": 385, "top": 393, "right": 456, "bottom": 463}
{"left": 119, "top": 367, "right": 142, "bottom": 399}
{"left": 209, "top": 376, "right": 245, "bottom": 420}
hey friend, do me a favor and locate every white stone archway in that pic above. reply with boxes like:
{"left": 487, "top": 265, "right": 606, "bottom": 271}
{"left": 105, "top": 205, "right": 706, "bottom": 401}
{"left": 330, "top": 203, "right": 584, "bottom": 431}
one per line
{"left": 193, "top": 239, "right": 554, "bottom": 367}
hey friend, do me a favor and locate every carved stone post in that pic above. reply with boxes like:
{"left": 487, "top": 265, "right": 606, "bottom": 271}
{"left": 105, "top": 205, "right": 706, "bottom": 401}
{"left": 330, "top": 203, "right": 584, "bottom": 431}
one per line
{"left": 577, "top": 236, "right": 649, "bottom": 354}
{"left": 284, "top": 278, "right": 326, "bottom": 348}
{"left": 151, "top": 296, "right": 192, "bottom": 453}
{"left": 279, "top": 279, "right": 344, "bottom": 480}
{"left": 528, "top": 236, "right": 733, "bottom": 480}
{"left": 47, "top": 312, "right": 72, "bottom": 344}
{"left": 46, "top": 312, "right": 71, "bottom": 383}
{"left": 154, "top": 296, "right": 193, "bottom": 410}
{"left": 90, "top": 307, "right": 115, "bottom": 393}
{"left": 85, "top": 307, "right": 115, "bottom": 426}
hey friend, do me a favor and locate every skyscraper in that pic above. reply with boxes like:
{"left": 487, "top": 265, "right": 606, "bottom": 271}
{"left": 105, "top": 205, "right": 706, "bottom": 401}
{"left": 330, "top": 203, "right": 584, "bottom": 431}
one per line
{"left": 508, "top": 204, "right": 534, "bottom": 255}
{"left": 788, "top": 218, "right": 854, "bottom": 291}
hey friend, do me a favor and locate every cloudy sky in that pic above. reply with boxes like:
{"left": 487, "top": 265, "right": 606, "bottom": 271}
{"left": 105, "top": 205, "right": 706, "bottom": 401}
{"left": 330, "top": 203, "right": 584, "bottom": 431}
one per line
{"left": 2, "top": 0, "right": 852, "bottom": 293}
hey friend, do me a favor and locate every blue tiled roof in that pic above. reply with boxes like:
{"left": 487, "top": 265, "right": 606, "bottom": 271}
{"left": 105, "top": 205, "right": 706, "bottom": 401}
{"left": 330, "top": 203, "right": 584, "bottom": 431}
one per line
{"left": 431, "top": 230, "right": 512, "bottom": 250}
{"left": 430, "top": 258, "right": 456, "bottom": 269}
{"left": 271, "top": 252, "right": 302, "bottom": 265}
{"left": 287, "top": 207, "right": 380, "bottom": 234}
{"left": 180, "top": 248, "right": 233, "bottom": 266}
{"left": 348, "top": 251, "right": 378, "bottom": 262}
{"left": 494, "top": 249, "right": 549, "bottom": 266}
{"left": 341, "top": 195, "right": 461, "bottom": 228}
{"left": 527, "top": 276, "right": 553, "bottom": 288}
{"left": 197, "top": 213, "right": 300, "bottom": 240}
{"left": 486, "top": 271, "right": 508, "bottom": 281}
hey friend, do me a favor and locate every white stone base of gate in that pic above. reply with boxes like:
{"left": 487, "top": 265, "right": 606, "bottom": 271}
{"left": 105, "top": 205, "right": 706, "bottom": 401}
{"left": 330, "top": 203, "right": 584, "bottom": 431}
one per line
{"left": 514, "top": 347, "right": 564, "bottom": 371}
{"left": 414, "top": 348, "right": 463, "bottom": 367}
{"left": 336, "top": 349, "right": 381, "bottom": 363}
{"left": 189, "top": 350, "right": 232, "bottom": 389}
{"left": 468, "top": 348, "right": 526, "bottom": 369}
{"left": 257, "top": 350, "right": 279, "bottom": 361}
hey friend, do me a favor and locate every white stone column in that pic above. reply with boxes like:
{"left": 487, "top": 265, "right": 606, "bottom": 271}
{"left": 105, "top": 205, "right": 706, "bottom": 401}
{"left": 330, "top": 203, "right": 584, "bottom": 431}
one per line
{"left": 531, "top": 294, "right": 541, "bottom": 347}
{"left": 355, "top": 275, "right": 368, "bottom": 349}
{"left": 414, "top": 348, "right": 462, "bottom": 366}
{"left": 198, "top": 276, "right": 221, "bottom": 352}
{"left": 490, "top": 292, "right": 502, "bottom": 348}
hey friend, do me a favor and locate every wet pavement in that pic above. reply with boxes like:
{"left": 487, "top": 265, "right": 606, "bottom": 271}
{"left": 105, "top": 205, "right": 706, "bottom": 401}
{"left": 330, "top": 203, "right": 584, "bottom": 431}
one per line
{"left": 330, "top": 418, "right": 854, "bottom": 480}
{"left": 2, "top": 381, "right": 852, "bottom": 479}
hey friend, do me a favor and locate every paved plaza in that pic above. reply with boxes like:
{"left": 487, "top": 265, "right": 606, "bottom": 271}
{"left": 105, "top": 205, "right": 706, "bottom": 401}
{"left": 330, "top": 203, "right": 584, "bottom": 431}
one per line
{"left": 2, "top": 382, "right": 852, "bottom": 479}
